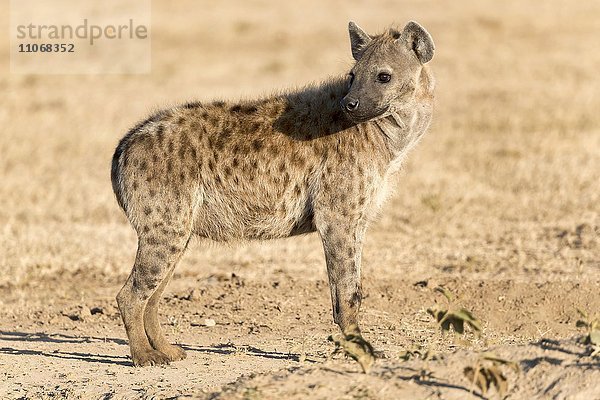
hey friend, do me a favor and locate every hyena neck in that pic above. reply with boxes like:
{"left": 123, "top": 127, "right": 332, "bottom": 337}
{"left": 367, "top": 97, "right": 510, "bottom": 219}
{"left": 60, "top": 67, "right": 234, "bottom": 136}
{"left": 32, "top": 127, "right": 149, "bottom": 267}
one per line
{"left": 371, "top": 111, "right": 413, "bottom": 157}
{"left": 368, "top": 106, "right": 431, "bottom": 171}
{"left": 275, "top": 76, "right": 354, "bottom": 139}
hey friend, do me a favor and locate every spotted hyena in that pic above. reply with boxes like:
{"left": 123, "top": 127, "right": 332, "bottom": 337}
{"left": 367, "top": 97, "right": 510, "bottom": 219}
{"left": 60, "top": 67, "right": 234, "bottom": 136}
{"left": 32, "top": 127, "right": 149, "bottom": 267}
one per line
{"left": 111, "top": 21, "right": 435, "bottom": 370}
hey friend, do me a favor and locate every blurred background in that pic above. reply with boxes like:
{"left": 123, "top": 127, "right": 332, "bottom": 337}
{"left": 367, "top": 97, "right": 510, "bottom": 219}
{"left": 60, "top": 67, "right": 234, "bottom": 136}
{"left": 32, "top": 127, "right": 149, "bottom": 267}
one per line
{"left": 0, "top": 0, "right": 598, "bottom": 289}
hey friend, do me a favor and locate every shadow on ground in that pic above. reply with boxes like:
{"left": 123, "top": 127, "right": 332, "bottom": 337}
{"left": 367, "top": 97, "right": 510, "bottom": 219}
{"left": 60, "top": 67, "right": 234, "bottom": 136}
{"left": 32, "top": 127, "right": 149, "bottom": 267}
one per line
{"left": 0, "top": 330, "right": 311, "bottom": 367}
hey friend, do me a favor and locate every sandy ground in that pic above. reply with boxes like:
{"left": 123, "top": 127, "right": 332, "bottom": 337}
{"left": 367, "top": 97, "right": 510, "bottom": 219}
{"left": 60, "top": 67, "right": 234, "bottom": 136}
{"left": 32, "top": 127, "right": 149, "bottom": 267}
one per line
{"left": 1, "top": 0, "right": 599, "bottom": 399}
{"left": 2, "top": 277, "right": 600, "bottom": 399}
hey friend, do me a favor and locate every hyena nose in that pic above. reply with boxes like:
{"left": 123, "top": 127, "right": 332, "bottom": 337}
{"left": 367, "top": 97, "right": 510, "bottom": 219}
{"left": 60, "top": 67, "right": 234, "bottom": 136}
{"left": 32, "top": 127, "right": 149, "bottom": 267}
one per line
{"left": 344, "top": 98, "right": 360, "bottom": 112}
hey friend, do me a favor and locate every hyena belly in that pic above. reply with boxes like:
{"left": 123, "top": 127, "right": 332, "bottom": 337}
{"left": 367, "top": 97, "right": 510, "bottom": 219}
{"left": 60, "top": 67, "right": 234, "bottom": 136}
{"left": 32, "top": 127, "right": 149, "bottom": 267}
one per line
{"left": 112, "top": 106, "right": 319, "bottom": 242}
{"left": 191, "top": 135, "right": 319, "bottom": 241}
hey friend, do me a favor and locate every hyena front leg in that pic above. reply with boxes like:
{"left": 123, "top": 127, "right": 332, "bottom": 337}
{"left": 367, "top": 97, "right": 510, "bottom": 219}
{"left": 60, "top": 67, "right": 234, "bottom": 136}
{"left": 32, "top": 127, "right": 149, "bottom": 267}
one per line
{"left": 117, "top": 226, "right": 191, "bottom": 367}
{"left": 318, "top": 219, "right": 375, "bottom": 372}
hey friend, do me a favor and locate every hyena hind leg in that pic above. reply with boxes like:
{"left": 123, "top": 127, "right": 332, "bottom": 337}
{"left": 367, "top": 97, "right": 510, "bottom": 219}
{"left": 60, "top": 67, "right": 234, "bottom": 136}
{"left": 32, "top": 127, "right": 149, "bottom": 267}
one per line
{"left": 117, "top": 232, "right": 190, "bottom": 367}
{"left": 143, "top": 255, "right": 187, "bottom": 362}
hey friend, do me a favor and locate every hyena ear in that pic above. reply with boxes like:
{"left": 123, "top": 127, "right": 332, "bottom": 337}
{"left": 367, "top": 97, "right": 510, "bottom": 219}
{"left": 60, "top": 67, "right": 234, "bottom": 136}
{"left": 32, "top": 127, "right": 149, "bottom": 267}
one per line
{"left": 399, "top": 21, "right": 435, "bottom": 64}
{"left": 348, "top": 21, "right": 372, "bottom": 60}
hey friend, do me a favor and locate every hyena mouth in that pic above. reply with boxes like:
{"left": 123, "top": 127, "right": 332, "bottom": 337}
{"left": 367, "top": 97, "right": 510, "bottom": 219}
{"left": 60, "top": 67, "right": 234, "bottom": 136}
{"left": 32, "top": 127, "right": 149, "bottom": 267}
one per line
{"left": 372, "top": 106, "right": 394, "bottom": 121}
{"left": 345, "top": 105, "right": 392, "bottom": 124}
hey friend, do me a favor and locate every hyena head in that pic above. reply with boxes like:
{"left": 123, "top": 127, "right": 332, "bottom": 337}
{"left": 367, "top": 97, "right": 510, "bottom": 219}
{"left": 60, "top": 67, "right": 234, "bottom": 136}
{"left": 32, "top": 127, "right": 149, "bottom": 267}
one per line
{"left": 342, "top": 21, "right": 435, "bottom": 122}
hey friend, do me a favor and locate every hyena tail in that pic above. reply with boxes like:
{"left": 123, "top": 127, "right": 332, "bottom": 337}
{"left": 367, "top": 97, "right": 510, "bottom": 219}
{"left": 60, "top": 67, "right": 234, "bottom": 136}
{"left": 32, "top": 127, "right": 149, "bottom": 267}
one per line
{"left": 111, "top": 134, "right": 132, "bottom": 212}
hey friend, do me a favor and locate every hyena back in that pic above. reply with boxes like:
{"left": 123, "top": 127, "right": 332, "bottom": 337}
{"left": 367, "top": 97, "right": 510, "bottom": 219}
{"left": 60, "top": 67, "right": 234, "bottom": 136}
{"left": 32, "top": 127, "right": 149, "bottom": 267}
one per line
{"left": 112, "top": 21, "right": 434, "bottom": 370}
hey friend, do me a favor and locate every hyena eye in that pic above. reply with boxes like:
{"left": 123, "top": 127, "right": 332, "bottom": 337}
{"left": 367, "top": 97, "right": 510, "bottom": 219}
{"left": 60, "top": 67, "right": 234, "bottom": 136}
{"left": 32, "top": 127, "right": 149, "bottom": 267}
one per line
{"left": 377, "top": 72, "right": 391, "bottom": 83}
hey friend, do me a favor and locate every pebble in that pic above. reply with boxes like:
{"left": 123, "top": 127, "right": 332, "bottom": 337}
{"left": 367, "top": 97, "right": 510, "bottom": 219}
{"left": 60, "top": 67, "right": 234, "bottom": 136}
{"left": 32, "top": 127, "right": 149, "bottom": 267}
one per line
{"left": 203, "top": 319, "right": 216, "bottom": 327}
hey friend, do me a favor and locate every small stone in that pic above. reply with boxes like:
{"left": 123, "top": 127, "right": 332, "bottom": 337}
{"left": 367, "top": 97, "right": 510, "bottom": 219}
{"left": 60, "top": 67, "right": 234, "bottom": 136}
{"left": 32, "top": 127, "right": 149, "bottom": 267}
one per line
{"left": 203, "top": 318, "right": 216, "bottom": 327}
{"left": 78, "top": 307, "right": 92, "bottom": 320}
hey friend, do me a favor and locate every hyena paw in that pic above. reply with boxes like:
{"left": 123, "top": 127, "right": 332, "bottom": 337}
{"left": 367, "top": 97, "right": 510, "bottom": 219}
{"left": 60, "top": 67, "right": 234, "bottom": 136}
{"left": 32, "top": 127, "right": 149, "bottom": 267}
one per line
{"left": 329, "top": 332, "right": 376, "bottom": 373}
{"left": 156, "top": 343, "right": 187, "bottom": 362}
{"left": 131, "top": 349, "right": 172, "bottom": 367}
